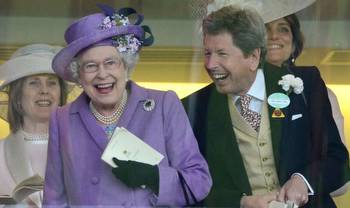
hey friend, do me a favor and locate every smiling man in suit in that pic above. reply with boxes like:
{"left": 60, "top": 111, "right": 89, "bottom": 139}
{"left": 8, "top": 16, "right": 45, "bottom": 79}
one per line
{"left": 182, "top": 5, "right": 349, "bottom": 208}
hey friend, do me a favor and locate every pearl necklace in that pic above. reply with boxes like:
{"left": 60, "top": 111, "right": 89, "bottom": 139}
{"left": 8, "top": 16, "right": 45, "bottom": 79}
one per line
{"left": 20, "top": 130, "right": 49, "bottom": 144}
{"left": 89, "top": 90, "right": 128, "bottom": 125}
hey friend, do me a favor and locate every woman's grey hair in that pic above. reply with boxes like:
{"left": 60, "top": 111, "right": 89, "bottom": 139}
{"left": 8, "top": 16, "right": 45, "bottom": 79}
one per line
{"left": 7, "top": 75, "right": 68, "bottom": 133}
{"left": 202, "top": 5, "right": 267, "bottom": 62}
{"left": 68, "top": 47, "right": 139, "bottom": 82}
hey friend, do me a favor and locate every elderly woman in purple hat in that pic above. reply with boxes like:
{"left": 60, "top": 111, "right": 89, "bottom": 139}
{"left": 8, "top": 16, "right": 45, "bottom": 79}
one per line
{"left": 43, "top": 5, "right": 212, "bottom": 207}
{"left": 0, "top": 44, "right": 68, "bottom": 207}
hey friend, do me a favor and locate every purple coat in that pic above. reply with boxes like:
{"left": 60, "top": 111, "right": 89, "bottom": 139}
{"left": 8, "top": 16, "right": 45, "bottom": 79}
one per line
{"left": 43, "top": 81, "right": 212, "bottom": 206}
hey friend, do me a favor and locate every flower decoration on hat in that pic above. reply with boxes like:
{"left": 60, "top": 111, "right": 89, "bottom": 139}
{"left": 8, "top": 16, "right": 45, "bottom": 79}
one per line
{"left": 97, "top": 4, "right": 153, "bottom": 54}
{"left": 278, "top": 74, "right": 304, "bottom": 95}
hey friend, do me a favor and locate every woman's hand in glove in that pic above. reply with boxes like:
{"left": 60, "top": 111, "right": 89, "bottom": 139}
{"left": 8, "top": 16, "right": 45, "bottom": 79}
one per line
{"left": 112, "top": 158, "right": 159, "bottom": 195}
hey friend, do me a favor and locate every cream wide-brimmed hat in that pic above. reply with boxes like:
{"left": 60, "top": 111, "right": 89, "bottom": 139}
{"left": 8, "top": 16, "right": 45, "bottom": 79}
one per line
{"left": 0, "top": 44, "right": 63, "bottom": 121}
{"left": 207, "top": 0, "right": 316, "bottom": 23}
{"left": 0, "top": 44, "right": 62, "bottom": 89}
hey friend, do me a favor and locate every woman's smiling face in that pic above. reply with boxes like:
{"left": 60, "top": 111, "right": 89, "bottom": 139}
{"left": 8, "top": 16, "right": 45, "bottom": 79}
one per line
{"left": 265, "top": 18, "right": 294, "bottom": 67}
{"left": 21, "top": 74, "right": 61, "bottom": 123}
{"left": 78, "top": 45, "right": 127, "bottom": 113}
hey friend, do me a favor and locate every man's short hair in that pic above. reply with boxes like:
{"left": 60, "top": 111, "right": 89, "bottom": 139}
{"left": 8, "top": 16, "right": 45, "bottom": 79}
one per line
{"left": 202, "top": 5, "right": 267, "bottom": 60}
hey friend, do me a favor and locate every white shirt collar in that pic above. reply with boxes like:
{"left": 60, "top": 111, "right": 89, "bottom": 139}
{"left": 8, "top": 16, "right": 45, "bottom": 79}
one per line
{"left": 247, "top": 68, "right": 265, "bottom": 101}
{"left": 231, "top": 68, "right": 265, "bottom": 102}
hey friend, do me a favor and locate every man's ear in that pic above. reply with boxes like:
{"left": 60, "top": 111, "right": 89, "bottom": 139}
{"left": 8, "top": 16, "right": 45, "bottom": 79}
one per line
{"left": 248, "top": 48, "right": 261, "bottom": 72}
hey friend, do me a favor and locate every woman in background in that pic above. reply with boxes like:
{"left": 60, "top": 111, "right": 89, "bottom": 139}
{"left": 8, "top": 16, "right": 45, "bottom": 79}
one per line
{"left": 265, "top": 13, "right": 349, "bottom": 197}
{"left": 265, "top": 14, "right": 345, "bottom": 144}
{"left": 0, "top": 44, "right": 68, "bottom": 206}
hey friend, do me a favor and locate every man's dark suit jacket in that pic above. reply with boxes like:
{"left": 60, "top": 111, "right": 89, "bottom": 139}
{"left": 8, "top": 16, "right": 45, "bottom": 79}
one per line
{"left": 182, "top": 62, "right": 349, "bottom": 208}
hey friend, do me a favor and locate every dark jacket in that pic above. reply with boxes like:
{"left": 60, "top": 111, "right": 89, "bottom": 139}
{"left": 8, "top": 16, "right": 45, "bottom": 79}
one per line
{"left": 182, "top": 62, "right": 349, "bottom": 207}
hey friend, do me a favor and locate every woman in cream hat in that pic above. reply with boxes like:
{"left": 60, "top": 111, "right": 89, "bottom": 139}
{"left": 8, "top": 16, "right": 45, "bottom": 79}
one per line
{"left": 43, "top": 4, "right": 211, "bottom": 206}
{"left": 263, "top": 2, "right": 349, "bottom": 198}
{"left": 0, "top": 43, "right": 68, "bottom": 207}
{"left": 263, "top": 3, "right": 346, "bottom": 144}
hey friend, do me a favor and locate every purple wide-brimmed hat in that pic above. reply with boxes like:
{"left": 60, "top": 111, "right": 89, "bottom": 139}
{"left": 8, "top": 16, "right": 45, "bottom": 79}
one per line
{"left": 52, "top": 5, "right": 154, "bottom": 82}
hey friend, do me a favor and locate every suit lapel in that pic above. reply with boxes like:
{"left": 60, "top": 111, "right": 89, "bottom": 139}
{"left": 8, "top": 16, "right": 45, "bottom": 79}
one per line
{"left": 263, "top": 62, "right": 290, "bottom": 172}
{"left": 5, "top": 132, "right": 33, "bottom": 184}
{"left": 74, "top": 81, "right": 147, "bottom": 152}
{"left": 5, "top": 134, "right": 44, "bottom": 206}
{"left": 73, "top": 93, "right": 109, "bottom": 151}
{"left": 205, "top": 85, "right": 251, "bottom": 194}
{"left": 117, "top": 81, "right": 147, "bottom": 128}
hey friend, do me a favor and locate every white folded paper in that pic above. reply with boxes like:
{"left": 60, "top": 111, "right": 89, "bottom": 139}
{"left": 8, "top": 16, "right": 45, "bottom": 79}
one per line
{"left": 269, "top": 200, "right": 298, "bottom": 208}
{"left": 101, "top": 127, "right": 164, "bottom": 168}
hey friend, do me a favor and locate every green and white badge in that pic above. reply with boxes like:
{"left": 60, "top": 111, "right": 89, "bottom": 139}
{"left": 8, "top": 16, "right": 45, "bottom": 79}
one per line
{"left": 267, "top": 93, "right": 290, "bottom": 118}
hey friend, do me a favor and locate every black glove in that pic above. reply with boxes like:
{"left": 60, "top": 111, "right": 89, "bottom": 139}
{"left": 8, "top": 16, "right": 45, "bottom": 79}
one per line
{"left": 112, "top": 158, "right": 159, "bottom": 195}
